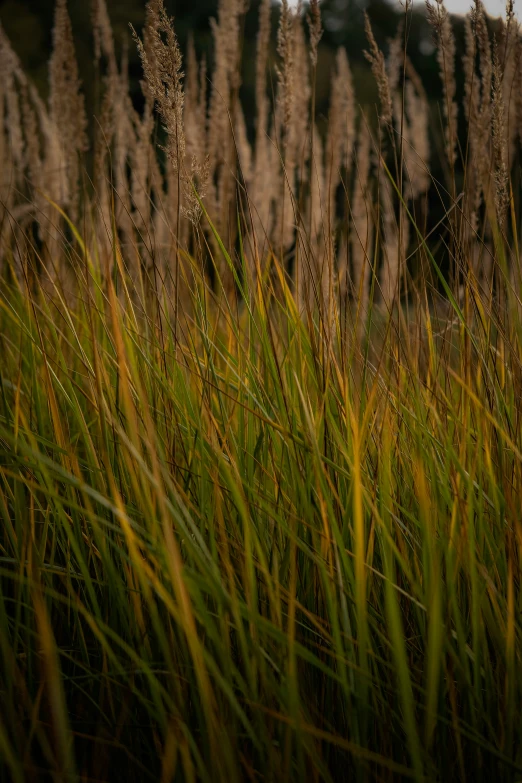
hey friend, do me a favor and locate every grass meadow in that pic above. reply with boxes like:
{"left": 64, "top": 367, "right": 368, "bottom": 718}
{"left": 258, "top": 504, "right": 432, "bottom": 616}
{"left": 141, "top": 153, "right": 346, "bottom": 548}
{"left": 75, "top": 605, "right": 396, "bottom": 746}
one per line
{"left": 1, "top": 0, "right": 522, "bottom": 779}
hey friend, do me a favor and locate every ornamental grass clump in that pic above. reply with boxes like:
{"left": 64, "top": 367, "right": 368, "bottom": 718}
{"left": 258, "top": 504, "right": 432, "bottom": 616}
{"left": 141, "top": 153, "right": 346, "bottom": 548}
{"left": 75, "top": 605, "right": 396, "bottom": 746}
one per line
{"left": 1, "top": 1, "right": 522, "bottom": 781}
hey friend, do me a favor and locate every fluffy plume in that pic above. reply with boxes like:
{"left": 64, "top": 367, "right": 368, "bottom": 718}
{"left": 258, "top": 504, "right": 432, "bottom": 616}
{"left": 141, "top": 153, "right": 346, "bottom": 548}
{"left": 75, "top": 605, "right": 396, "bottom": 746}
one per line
{"left": 276, "top": 1, "right": 306, "bottom": 252}
{"left": 379, "top": 173, "right": 399, "bottom": 310}
{"left": 307, "top": 0, "right": 323, "bottom": 69}
{"left": 277, "top": 0, "right": 295, "bottom": 152}
{"left": 463, "top": 1, "right": 492, "bottom": 242}
{"left": 364, "top": 14, "right": 393, "bottom": 129}
{"left": 492, "top": 42, "right": 509, "bottom": 229}
{"left": 251, "top": 0, "right": 274, "bottom": 251}
{"left": 91, "top": 0, "right": 117, "bottom": 76}
{"left": 426, "top": 0, "right": 458, "bottom": 167}
{"left": 350, "top": 119, "right": 373, "bottom": 333}
{"left": 326, "top": 47, "right": 355, "bottom": 230}
{"left": 132, "top": 1, "right": 185, "bottom": 170}
{"left": 404, "top": 61, "right": 430, "bottom": 199}
{"left": 499, "top": 0, "right": 520, "bottom": 163}
{"left": 184, "top": 37, "right": 207, "bottom": 179}
{"left": 235, "top": 104, "right": 253, "bottom": 188}
{"left": 49, "top": 0, "right": 88, "bottom": 218}
{"left": 207, "top": 2, "right": 240, "bottom": 169}
{"left": 0, "top": 24, "right": 24, "bottom": 189}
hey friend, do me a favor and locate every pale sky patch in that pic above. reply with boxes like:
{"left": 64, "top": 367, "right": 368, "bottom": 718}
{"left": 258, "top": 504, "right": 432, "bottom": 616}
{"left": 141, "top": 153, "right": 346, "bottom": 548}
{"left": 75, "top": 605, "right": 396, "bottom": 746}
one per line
{"left": 281, "top": 0, "right": 513, "bottom": 19}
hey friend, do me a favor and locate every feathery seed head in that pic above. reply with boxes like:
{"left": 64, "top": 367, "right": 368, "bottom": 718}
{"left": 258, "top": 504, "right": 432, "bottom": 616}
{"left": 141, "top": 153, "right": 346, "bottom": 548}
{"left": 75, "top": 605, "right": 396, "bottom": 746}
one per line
{"left": 308, "top": 0, "right": 323, "bottom": 69}
{"left": 492, "top": 40, "right": 509, "bottom": 228}
{"left": 426, "top": 0, "right": 457, "bottom": 165}
{"left": 132, "top": 0, "right": 186, "bottom": 168}
{"left": 364, "top": 13, "right": 393, "bottom": 127}
{"left": 49, "top": 0, "right": 88, "bottom": 213}
{"left": 91, "top": 0, "right": 117, "bottom": 76}
{"left": 277, "top": 0, "right": 295, "bottom": 147}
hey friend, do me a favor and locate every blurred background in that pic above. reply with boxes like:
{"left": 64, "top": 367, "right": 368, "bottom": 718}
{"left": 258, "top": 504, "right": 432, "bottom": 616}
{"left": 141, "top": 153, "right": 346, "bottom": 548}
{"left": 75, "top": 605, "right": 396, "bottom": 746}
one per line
{"left": 0, "top": 0, "right": 480, "bottom": 125}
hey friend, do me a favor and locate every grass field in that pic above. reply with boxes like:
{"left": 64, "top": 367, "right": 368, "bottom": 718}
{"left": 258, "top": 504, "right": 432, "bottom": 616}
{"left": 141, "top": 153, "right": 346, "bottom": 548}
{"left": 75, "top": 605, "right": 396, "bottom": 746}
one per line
{"left": 1, "top": 0, "right": 522, "bottom": 780}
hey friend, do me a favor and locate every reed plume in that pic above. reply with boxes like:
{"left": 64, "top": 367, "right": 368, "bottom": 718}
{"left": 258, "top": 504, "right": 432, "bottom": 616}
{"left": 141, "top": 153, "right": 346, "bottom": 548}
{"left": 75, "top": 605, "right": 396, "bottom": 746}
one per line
{"left": 307, "top": 0, "right": 323, "bottom": 70}
{"left": 276, "top": 0, "right": 302, "bottom": 259}
{"left": 404, "top": 61, "right": 430, "bottom": 200}
{"left": 251, "top": 0, "right": 274, "bottom": 258}
{"left": 0, "top": 24, "right": 24, "bottom": 195}
{"left": 492, "top": 41, "right": 509, "bottom": 230}
{"left": 49, "top": 0, "right": 88, "bottom": 221}
{"left": 132, "top": 1, "right": 185, "bottom": 173}
{"left": 364, "top": 14, "right": 393, "bottom": 129}
{"left": 326, "top": 49, "right": 354, "bottom": 240}
{"left": 0, "top": 25, "right": 25, "bottom": 265}
{"left": 350, "top": 118, "right": 373, "bottom": 336}
{"left": 426, "top": 0, "right": 458, "bottom": 168}
{"left": 207, "top": 0, "right": 245, "bottom": 259}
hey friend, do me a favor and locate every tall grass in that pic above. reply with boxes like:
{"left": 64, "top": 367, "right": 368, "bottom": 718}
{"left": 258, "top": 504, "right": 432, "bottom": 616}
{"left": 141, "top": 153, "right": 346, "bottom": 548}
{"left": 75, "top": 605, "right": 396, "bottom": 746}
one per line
{"left": 0, "top": 0, "right": 522, "bottom": 780}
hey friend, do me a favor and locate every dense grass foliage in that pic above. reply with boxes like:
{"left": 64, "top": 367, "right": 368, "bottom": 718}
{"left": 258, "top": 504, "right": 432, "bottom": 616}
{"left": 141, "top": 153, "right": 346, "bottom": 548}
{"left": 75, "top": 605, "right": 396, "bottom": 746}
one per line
{"left": 1, "top": 232, "right": 522, "bottom": 780}
{"left": 1, "top": 0, "right": 522, "bottom": 780}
